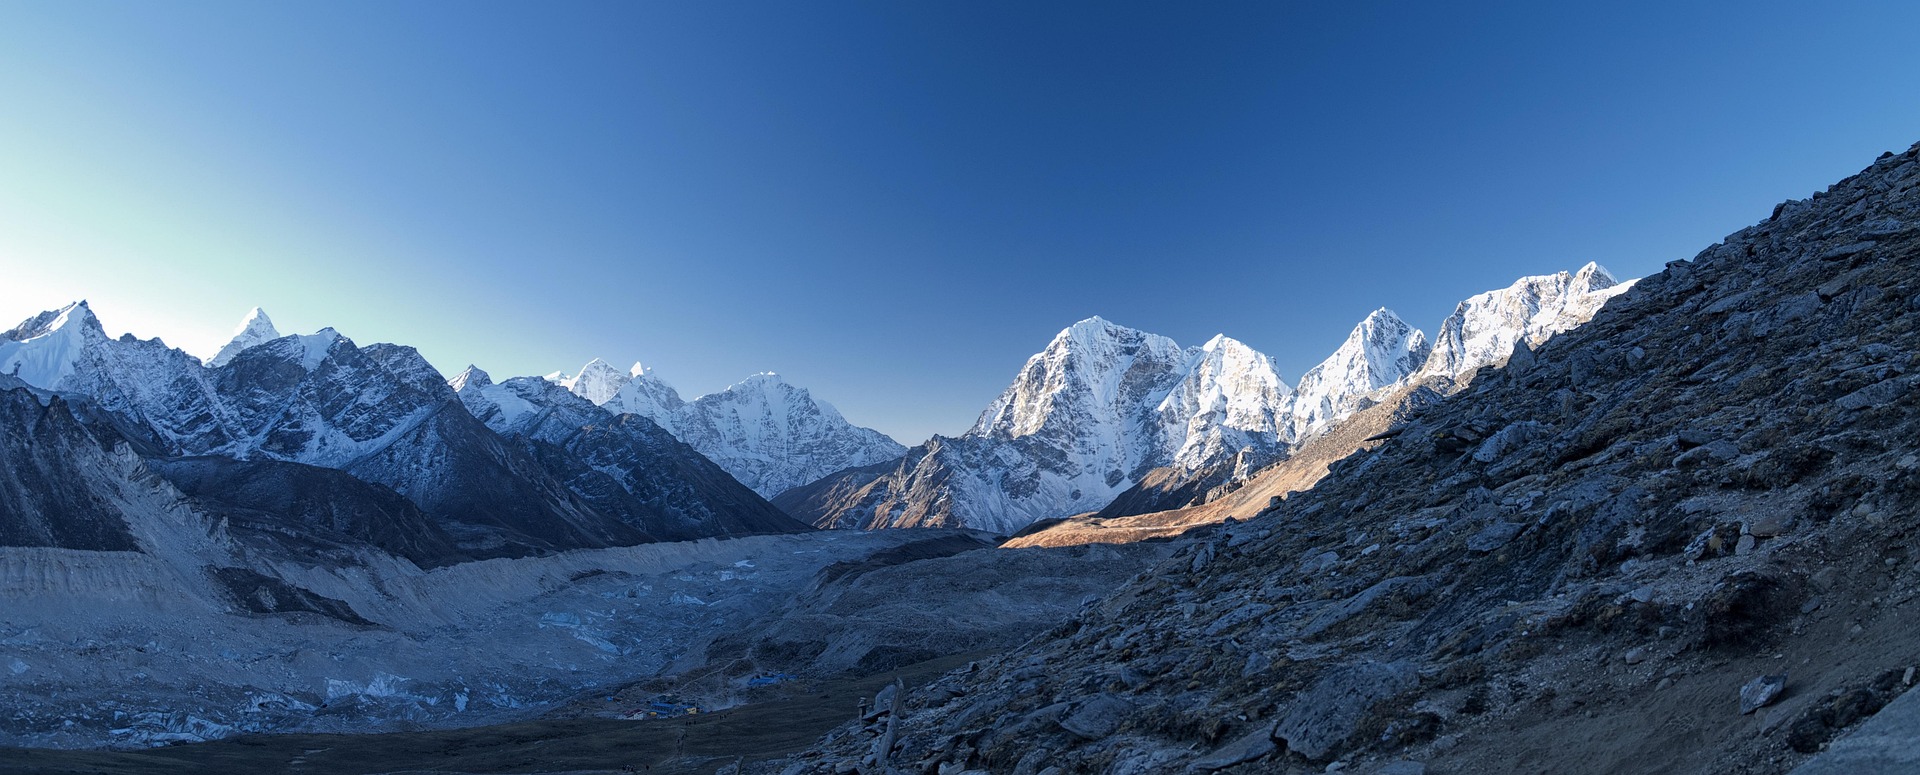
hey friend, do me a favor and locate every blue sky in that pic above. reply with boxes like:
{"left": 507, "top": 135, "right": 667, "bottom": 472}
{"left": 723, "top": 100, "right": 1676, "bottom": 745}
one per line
{"left": 1, "top": 2, "right": 1917, "bottom": 443}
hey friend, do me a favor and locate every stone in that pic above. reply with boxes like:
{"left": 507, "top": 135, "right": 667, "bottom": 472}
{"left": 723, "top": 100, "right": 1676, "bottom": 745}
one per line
{"left": 1190, "top": 721, "right": 1277, "bottom": 770}
{"left": 1735, "top": 534, "right": 1757, "bottom": 555}
{"left": 1817, "top": 276, "right": 1851, "bottom": 301}
{"left": 1468, "top": 521, "right": 1527, "bottom": 552}
{"left": 1204, "top": 603, "right": 1275, "bottom": 637}
{"left": 1818, "top": 240, "right": 1877, "bottom": 261}
{"left": 1623, "top": 647, "right": 1649, "bottom": 665}
{"left": 1274, "top": 660, "right": 1417, "bottom": 761}
{"left": 1298, "top": 575, "right": 1437, "bottom": 638}
{"left": 1740, "top": 674, "right": 1787, "bottom": 714}
{"left": 1472, "top": 421, "right": 1546, "bottom": 463}
{"left": 1674, "top": 439, "right": 1740, "bottom": 468}
{"left": 1747, "top": 512, "right": 1795, "bottom": 538}
{"left": 1375, "top": 763, "right": 1426, "bottom": 775}
{"left": 1011, "top": 747, "right": 1052, "bottom": 775}
{"left": 1059, "top": 694, "right": 1133, "bottom": 739}
{"left": 1836, "top": 377, "right": 1913, "bottom": 412}
{"left": 1675, "top": 428, "right": 1717, "bottom": 449}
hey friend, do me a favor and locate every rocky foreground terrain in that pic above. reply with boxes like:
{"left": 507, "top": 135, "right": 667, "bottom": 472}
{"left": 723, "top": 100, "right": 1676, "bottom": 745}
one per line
{"left": 767, "top": 144, "right": 1920, "bottom": 774}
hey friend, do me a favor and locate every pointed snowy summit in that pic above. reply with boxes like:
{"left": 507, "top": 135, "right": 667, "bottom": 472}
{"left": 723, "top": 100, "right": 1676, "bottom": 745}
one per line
{"left": 553, "top": 358, "right": 632, "bottom": 405}
{"left": 449, "top": 364, "right": 492, "bottom": 392}
{"left": 0, "top": 301, "right": 104, "bottom": 388}
{"left": 208, "top": 307, "right": 282, "bottom": 367}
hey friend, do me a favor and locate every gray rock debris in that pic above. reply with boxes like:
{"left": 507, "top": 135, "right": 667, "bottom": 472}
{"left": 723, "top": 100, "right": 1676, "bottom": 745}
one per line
{"left": 1740, "top": 674, "right": 1787, "bottom": 714}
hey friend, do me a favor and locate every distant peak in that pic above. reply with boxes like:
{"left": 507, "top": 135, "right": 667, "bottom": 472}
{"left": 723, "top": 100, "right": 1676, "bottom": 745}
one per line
{"left": 1572, "top": 261, "right": 1619, "bottom": 291}
{"left": 629, "top": 361, "right": 651, "bottom": 378}
{"left": 207, "top": 306, "right": 286, "bottom": 367}
{"left": 449, "top": 364, "right": 492, "bottom": 391}
{"left": 1053, "top": 315, "right": 1144, "bottom": 345}
{"left": 61, "top": 300, "right": 98, "bottom": 326}
{"left": 557, "top": 357, "right": 633, "bottom": 405}
{"left": 739, "top": 371, "right": 786, "bottom": 385}
{"left": 5, "top": 300, "right": 102, "bottom": 343}
{"left": 1358, "top": 308, "right": 1409, "bottom": 330}
{"left": 235, "top": 307, "right": 278, "bottom": 335}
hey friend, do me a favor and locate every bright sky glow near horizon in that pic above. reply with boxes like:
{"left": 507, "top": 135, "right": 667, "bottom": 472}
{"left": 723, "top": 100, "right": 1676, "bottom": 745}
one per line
{"left": 2, "top": 2, "right": 1919, "bottom": 443}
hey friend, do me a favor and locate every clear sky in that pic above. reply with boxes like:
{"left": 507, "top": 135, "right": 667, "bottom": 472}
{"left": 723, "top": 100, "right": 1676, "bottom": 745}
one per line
{"left": 2, "top": 2, "right": 1917, "bottom": 443}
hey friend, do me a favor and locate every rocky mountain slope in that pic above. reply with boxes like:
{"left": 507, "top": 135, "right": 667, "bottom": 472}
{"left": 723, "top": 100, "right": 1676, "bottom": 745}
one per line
{"left": 781, "top": 268, "right": 1629, "bottom": 534}
{"left": 546, "top": 359, "right": 907, "bottom": 498}
{"left": 774, "top": 143, "right": 1920, "bottom": 775}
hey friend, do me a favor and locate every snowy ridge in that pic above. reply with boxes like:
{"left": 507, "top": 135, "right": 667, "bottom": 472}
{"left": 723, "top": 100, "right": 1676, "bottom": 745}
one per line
{"left": 1417, "top": 261, "right": 1635, "bottom": 383}
{"left": 553, "top": 364, "right": 905, "bottom": 498}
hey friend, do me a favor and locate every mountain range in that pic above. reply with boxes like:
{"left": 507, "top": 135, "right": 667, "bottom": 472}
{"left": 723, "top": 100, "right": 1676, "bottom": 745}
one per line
{"left": 0, "top": 303, "right": 802, "bottom": 561}
{"left": 777, "top": 262, "right": 1632, "bottom": 533}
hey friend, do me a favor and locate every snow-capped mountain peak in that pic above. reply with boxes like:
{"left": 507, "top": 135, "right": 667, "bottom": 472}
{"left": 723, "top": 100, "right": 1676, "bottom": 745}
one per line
{"left": 1285, "top": 308, "right": 1432, "bottom": 441}
{"left": 208, "top": 307, "right": 281, "bottom": 367}
{"left": 0, "top": 301, "right": 102, "bottom": 387}
{"left": 601, "top": 366, "right": 687, "bottom": 422}
{"left": 553, "top": 358, "right": 632, "bottom": 405}
{"left": 449, "top": 364, "right": 492, "bottom": 392}
{"left": 1158, "top": 333, "right": 1294, "bottom": 469}
{"left": 1571, "top": 261, "right": 1617, "bottom": 293}
{"left": 972, "top": 316, "right": 1188, "bottom": 440}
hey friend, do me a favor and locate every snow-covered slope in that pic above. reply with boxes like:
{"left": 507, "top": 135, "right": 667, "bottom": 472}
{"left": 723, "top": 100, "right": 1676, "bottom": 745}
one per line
{"left": 554, "top": 363, "right": 905, "bottom": 498}
{"left": 1288, "top": 308, "right": 1432, "bottom": 439}
{"left": 207, "top": 307, "right": 281, "bottom": 367}
{"left": 1416, "top": 261, "right": 1635, "bottom": 383}
{"left": 549, "top": 358, "right": 632, "bottom": 405}
{"left": 1157, "top": 334, "right": 1296, "bottom": 470}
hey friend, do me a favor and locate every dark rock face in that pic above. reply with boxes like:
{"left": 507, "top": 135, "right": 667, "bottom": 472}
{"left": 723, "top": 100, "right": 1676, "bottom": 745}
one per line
{"left": 777, "top": 145, "right": 1920, "bottom": 774}
{"left": 0, "top": 386, "right": 140, "bottom": 552}
{"left": 773, "top": 438, "right": 964, "bottom": 531}
{"left": 152, "top": 456, "right": 467, "bottom": 568}
{"left": 208, "top": 567, "right": 375, "bottom": 626}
